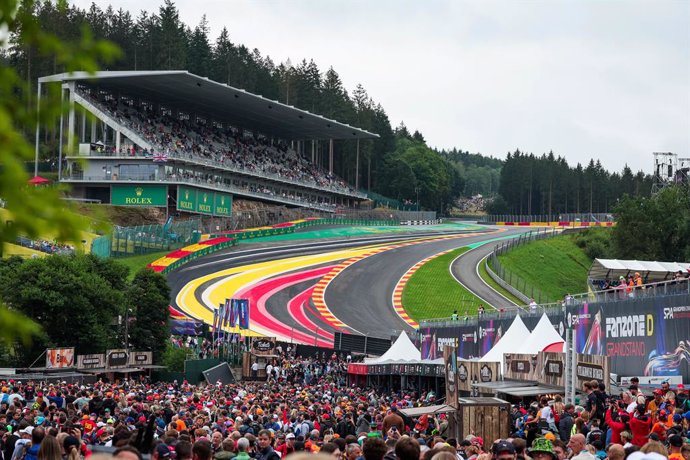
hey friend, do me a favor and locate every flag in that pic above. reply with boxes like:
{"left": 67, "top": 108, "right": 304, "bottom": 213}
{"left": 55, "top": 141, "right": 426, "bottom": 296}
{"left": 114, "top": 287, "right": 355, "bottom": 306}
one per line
{"left": 218, "top": 303, "right": 225, "bottom": 333}
{"left": 229, "top": 299, "right": 238, "bottom": 327}
{"left": 223, "top": 299, "right": 231, "bottom": 327}
{"left": 238, "top": 299, "right": 250, "bottom": 329}
{"left": 153, "top": 152, "right": 169, "bottom": 162}
{"left": 212, "top": 308, "right": 219, "bottom": 334}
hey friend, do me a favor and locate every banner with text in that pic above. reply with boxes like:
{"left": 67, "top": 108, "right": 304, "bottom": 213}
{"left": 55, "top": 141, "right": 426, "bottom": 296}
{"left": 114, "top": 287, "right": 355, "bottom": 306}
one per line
{"left": 422, "top": 294, "right": 690, "bottom": 380}
{"left": 111, "top": 185, "right": 167, "bottom": 206}
{"left": 176, "top": 186, "right": 232, "bottom": 216}
{"left": 77, "top": 354, "right": 105, "bottom": 369}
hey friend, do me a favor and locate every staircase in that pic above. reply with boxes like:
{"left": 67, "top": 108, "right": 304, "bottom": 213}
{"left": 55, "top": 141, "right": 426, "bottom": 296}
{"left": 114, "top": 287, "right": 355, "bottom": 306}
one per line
{"left": 73, "top": 92, "right": 154, "bottom": 151}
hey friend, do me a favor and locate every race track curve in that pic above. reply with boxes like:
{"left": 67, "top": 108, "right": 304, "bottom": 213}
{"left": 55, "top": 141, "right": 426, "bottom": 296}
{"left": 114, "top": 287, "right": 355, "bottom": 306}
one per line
{"left": 167, "top": 224, "right": 532, "bottom": 344}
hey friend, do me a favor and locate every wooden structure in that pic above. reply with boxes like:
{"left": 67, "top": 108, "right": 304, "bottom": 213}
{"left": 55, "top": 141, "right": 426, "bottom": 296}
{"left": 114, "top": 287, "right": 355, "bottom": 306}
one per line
{"left": 241, "top": 351, "right": 278, "bottom": 381}
{"left": 457, "top": 397, "right": 511, "bottom": 441}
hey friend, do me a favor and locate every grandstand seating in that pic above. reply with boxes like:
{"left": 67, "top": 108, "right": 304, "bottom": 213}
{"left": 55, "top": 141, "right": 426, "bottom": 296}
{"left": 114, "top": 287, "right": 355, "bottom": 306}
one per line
{"left": 76, "top": 87, "right": 360, "bottom": 198}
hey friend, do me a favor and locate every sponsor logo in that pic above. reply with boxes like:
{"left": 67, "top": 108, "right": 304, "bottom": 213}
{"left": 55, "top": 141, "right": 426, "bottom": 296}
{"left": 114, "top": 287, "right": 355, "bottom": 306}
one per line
{"left": 662, "top": 306, "right": 690, "bottom": 320}
{"left": 605, "top": 314, "right": 653, "bottom": 338}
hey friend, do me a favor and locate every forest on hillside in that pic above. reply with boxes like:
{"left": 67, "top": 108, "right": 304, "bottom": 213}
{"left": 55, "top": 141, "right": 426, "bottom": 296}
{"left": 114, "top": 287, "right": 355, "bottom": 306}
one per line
{"left": 2, "top": 0, "right": 651, "bottom": 214}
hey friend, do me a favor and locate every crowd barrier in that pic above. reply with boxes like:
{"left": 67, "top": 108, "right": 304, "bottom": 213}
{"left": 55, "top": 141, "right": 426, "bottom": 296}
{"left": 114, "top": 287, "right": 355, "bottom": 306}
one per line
{"left": 147, "top": 236, "right": 237, "bottom": 274}
{"left": 206, "top": 217, "right": 398, "bottom": 241}
{"left": 488, "top": 221, "right": 616, "bottom": 227}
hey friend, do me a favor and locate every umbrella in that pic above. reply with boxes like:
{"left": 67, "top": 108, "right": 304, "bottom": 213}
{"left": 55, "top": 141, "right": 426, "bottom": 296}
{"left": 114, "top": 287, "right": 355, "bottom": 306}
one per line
{"left": 28, "top": 176, "right": 50, "bottom": 185}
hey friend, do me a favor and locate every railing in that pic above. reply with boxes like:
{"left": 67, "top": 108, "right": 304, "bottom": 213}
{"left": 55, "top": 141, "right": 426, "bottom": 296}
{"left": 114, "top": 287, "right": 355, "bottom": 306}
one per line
{"left": 487, "top": 228, "right": 558, "bottom": 303}
{"left": 481, "top": 213, "right": 614, "bottom": 223}
{"left": 63, "top": 174, "right": 339, "bottom": 212}
{"left": 419, "top": 277, "right": 690, "bottom": 328}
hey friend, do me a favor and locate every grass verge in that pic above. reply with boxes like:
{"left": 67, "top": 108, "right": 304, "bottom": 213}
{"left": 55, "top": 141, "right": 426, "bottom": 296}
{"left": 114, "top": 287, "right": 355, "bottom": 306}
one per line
{"left": 403, "top": 247, "right": 485, "bottom": 320}
{"left": 115, "top": 251, "right": 171, "bottom": 280}
{"left": 477, "top": 256, "right": 525, "bottom": 306}
{"left": 497, "top": 235, "right": 591, "bottom": 303}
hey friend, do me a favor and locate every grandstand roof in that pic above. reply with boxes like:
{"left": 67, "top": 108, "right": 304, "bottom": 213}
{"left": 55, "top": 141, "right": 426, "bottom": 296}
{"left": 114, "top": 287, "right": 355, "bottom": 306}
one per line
{"left": 589, "top": 258, "right": 690, "bottom": 281}
{"left": 39, "top": 71, "right": 379, "bottom": 141}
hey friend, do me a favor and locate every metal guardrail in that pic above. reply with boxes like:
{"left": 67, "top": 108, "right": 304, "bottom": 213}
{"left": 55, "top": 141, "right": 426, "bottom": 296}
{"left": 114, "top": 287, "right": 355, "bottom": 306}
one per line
{"left": 419, "top": 277, "right": 690, "bottom": 328}
{"left": 487, "top": 228, "right": 558, "bottom": 303}
{"left": 482, "top": 213, "right": 614, "bottom": 223}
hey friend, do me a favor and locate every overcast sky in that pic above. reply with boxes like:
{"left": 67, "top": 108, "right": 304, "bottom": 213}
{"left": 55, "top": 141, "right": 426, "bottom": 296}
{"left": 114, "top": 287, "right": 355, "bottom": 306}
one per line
{"left": 71, "top": 0, "right": 690, "bottom": 173}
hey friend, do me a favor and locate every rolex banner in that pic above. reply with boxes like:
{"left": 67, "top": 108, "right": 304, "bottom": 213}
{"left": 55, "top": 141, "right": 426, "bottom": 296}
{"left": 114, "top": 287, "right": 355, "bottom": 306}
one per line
{"left": 111, "top": 185, "right": 167, "bottom": 206}
{"left": 176, "top": 186, "right": 232, "bottom": 216}
{"left": 444, "top": 345, "right": 458, "bottom": 407}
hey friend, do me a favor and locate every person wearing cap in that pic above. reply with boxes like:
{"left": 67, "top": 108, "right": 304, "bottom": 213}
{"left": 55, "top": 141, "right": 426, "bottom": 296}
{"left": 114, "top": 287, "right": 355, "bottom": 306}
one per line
{"left": 276, "top": 433, "right": 295, "bottom": 458}
{"left": 529, "top": 438, "right": 557, "bottom": 460}
{"left": 668, "top": 434, "right": 684, "bottom": 460}
{"left": 154, "top": 443, "right": 173, "bottom": 460}
{"left": 676, "top": 384, "right": 689, "bottom": 411}
{"left": 22, "top": 426, "right": 44, "bottom": 460}
{"left": 492, "top": 440, "right": 516, "bottom": 460}
{"left": 651, "top": 410, "right": 671, "bottom": 442}
{"left": 10, "top": 426, "right": 33, "bottom": 460}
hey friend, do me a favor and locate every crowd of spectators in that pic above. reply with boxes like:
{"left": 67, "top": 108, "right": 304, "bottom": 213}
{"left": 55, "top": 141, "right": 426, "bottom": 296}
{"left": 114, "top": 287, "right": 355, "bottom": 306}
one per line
{"left": 14, "top": 236, "right": 75, "bottom": 255}
{"left": 594, "top": 271, "right": 690, "bottom": 298}
{"left": 0, "top": 363, "right": 689, "bottom": 460}
{"left": 77, "top": 89, "right": 360, "bottom": 198}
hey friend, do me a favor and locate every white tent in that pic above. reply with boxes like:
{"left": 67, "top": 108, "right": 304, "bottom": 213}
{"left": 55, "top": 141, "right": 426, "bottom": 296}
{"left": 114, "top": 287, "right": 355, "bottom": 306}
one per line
{"left": 364, "top": 331, "right": 421, "bottom": 364}
{"left": 517, "top": 313, "right": 564, "bottom": 354}
{"left": 589, "top": 258, "right": 690, "bottom": 282}
{"left": 480, "top": 315, "right": 530, "bottom": 368}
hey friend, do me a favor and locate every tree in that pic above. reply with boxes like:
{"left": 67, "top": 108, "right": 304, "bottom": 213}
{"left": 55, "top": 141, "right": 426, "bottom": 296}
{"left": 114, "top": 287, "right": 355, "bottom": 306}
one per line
{"left": 127, "top": 268, "right": 171, "bottom": 360}
{"left": 187, "top": 15, "right": 211, "bottom": 76}
{"left": 611, "top": 186, "right": 690, "bottom": 260}
{"left": 3, "top": 255, "right": 126, "bottom": 360}
{"left": 0, "top": 0, "right": 118, "bottom": 345}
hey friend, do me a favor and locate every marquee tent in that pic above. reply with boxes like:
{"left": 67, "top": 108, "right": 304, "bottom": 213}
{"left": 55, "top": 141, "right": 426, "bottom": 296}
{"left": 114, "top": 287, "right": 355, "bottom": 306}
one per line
{"left": 364, "top": 331, "right": 421, "bottom": 364}
{"left": 588, "top": 258, "right": 690, "bottom": 283}
{"left": 516, "top": 313, "right": 564, "bottom": 354}
{"left": 480, "top": 315, "right": 530, "bottom": 368}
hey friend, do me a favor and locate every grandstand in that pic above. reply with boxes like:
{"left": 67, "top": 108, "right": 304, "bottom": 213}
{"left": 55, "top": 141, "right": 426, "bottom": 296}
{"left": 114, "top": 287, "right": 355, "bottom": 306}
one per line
{"left": 37, "top": 71, "right": 378, "bottom": 215}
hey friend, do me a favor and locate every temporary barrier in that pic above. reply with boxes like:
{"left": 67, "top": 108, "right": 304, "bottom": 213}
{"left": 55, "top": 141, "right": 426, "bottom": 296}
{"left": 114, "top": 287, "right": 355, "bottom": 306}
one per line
{"left": 418, "top": 291, "right": 690, "bottom": 380}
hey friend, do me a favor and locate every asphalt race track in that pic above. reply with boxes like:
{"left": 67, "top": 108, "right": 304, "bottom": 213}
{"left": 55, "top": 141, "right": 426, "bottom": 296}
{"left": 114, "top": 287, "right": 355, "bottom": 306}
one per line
{"left": 167, "top": 224, "right": 533, "bottom": 344}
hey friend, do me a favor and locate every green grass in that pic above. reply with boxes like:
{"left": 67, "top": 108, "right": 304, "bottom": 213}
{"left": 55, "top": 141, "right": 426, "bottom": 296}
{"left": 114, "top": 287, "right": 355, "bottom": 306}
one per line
{"left": 497, "top": 235, "right": 592, "bottom": 303}
{"left": 477, "top": 256, "right": 525, "bottom": 306}
{"left": 402, "top": 247, "right": 485, "bottom": 320}
{"left": 116, "top": 251, "right": 170, "bottom": 280}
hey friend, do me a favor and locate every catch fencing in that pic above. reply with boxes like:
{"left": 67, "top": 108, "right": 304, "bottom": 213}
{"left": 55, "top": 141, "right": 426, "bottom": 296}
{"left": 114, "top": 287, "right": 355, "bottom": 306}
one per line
{"left": 91, "top": 219, "right": 202, "bottom": 258}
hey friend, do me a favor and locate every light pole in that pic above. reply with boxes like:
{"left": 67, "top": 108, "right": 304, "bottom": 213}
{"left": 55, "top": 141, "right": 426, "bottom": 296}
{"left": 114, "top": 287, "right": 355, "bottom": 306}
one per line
{"left": 415, "top": 187, "right": 420, "bottom": 212}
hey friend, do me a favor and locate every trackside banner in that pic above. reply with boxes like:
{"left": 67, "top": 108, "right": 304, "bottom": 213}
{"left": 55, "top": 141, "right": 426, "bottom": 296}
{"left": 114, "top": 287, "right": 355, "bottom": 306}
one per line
{"left": 420, "top": 293, "right": 690, "bottom": 380}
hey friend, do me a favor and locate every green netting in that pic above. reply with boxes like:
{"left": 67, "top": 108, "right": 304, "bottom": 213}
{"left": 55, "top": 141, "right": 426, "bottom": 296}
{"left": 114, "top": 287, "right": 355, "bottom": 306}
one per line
{"left": 110, "top": 219, "right": 202, "bottom": 257}
{"left": 363, "top": 191, "right": 418, "bottom": 211}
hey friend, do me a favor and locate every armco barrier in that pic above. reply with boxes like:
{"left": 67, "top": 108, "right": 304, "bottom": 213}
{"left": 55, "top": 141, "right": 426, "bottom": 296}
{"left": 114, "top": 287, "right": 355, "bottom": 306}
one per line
{"left": 149, "top": 218, "right": 401, "bottom": 275}
{"left": 147, "top": 237, "right": 237, "bottom": 274}
{"left": 490, "top": 221, "right": 616, "bottom": 227}
{"left": 207, "top": 218, "right": 398, "bottom": 241}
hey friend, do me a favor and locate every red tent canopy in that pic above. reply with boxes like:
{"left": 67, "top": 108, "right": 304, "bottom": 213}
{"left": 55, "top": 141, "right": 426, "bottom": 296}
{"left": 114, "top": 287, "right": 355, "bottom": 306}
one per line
{"left": 28, "top": 176, "right": 50, "bottom": 185}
